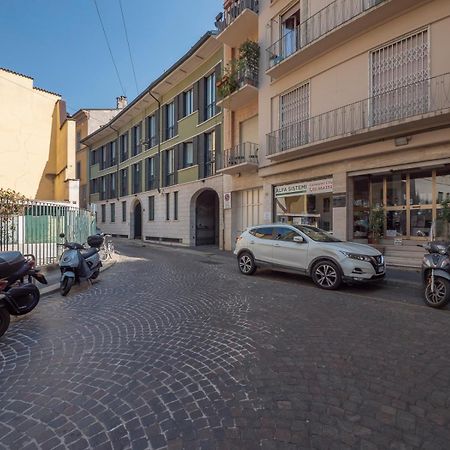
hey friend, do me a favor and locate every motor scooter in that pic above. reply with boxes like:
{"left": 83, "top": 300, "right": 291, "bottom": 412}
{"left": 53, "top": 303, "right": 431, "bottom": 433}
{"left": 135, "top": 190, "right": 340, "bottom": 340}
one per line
{"left": 0, "top": 252, "right": 48, "bottom": 338}
{"left": 58, "top": 233, "right": 103, "bottom": 296}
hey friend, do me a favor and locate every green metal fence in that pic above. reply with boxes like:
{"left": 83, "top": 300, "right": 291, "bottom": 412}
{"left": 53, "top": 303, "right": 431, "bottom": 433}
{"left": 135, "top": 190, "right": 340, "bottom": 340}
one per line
{"left": 0, "top": 200, "right": 96, "bottom": 267}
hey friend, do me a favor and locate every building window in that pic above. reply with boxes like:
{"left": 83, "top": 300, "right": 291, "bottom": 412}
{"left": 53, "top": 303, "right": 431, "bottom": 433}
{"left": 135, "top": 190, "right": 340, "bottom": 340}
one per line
{"left": 101, "top": 176, "right": 106, "bottom": 200}
{"left": 281, "top": 5, "right": 301, "bottom": 60}
{"left": 122, "top": 201, "right": 127, "bottom": 222}
{"left": 146, "top": 157, "right": 156, "bottom": 190}
{"left": 120, "top": 168, "right": 128, "bottom": 196}
{"left": 132, "top": 123, "right": 142, "bottom": 156}
{"left": 110, "top": 203, "right": 115, "bottom": 223}
{"left": 183, "top": 142, "right": 194, "bottom": 168}
{"left": 90, "top": 149, "right": 97, "bottom": 166}
{"left": 370, "top": 29, "right": 429, "bottom": 126}
{"left": 76, "top": 161, "right": 81, "bottom": 179}
{"left": 111, "top": 140, "right": 117, "bottom": 165}
{"left": 165, "top": 102, "right": 175, "bottom": 140}
{"left": 184, "top": 89, "right": 194, "bottom": 116}
{"left": 166, "top": 193, "right": 170, "bottom": 220}
{"left": 132, "top": 162, "right": 142, "bottom": 194}
{"left": 76, "top": 131, "right": 81, "bottom": 151}
{"left": 174, "top": 191, "right": 178, "bottom": 220}
{"left": 101, "top": 204, "right": 106, "bottom": 223}
{"left": 205, "top": 131, "right": 216, "bottom": 177}
{"left": 206, "top": 73, "right": 216, "bottom": 119}
{"left": 101, "top": 146, "right": 107, "bottom": 170}
{"left": 110, "top": 172, "right": 117, "bottom": 199}
{"left": 147, "top": 114, "right": 157, "bottom": 148}
{"left": 166, "top": 149, "right": 175, "bottom": 186}
{"left": 148, "top": 196, "right": 155, "bottom": 221}
{"left": 120, "top": 132, "right": 129, "bottom": 162}
{"left": 91, "top": 178, "right": 99, "bottom": 194}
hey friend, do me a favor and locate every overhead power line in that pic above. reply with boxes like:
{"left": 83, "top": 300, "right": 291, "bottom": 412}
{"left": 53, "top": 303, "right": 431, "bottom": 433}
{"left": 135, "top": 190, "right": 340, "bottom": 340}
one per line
{"left": 118, "top": 0, "right": 139, "bottom": 96}
{"left": 92, "top": 0, "right": 127, "bottom": 96}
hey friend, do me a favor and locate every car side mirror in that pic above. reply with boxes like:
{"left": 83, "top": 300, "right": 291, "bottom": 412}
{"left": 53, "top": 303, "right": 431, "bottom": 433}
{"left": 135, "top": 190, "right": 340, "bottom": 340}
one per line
{"left": 293, "top": 236, "right": 304, "bottom": 243}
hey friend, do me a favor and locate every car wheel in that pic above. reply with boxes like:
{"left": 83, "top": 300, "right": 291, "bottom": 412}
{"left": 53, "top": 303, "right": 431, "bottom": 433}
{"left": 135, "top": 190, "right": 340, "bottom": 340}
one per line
{"left": 238, "top": 252, "right": 256, "bottom": 276}
{"left": 312, "top": 261, "right": 342, "bottom": 290}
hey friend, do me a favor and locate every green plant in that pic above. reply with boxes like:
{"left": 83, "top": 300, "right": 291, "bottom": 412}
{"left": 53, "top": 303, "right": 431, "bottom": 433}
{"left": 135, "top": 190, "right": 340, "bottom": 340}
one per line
{"left": 239, "top": 39, "right": 259, "bottom": 70}
{"left": 369, "top": 207, "right": 385, "bottom": 241}
{"left": 440, "top": 198, "right": 450, "bottom": 223}
{"left": 0, "top": 188, "right": 27, "bottom": 245}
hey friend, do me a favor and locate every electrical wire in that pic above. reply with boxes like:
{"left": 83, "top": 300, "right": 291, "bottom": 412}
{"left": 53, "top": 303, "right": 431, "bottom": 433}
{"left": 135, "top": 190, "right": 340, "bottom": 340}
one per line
{"left": 92, "top": 0, "right": 127, "bottom": 96}
{"left": 118, "top": 0, "right": 139, "bottom": 96}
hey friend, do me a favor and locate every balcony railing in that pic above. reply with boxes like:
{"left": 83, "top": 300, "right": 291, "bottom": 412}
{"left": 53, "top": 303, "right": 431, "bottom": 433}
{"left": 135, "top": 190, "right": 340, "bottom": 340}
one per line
{"left": 205, "top": 151, "right": 216, "bottom": 177}
{"left": 219, "top": 142, "right": 259, "bottom": 169}
{"left": 267, "top": 73, "right": 450, "bottom": 156}
{"left": 216, "top": 0, "right": 259, "bottom": 33}
{"left": 267, "top": 0, "right": 385, "bottom": 69}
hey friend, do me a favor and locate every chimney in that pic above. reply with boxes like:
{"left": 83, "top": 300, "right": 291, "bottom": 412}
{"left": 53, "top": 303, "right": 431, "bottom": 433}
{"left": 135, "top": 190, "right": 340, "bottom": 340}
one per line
{"left": 116, "top": 96, "right": 128, "bottom": 109}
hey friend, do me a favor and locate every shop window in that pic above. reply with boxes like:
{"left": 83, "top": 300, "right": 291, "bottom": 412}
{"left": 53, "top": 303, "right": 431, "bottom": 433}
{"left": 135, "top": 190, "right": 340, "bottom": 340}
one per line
{"left": 410, "top": 209, "right": 432, "bottom": 238}
{"left": 353, "top": 176, "right": 370, "bottom": 239}
{"left": 386, "top": 173, "right": 406, "bottom": 207}
{"left": 410, "top": 171, "right": 433, "bottom": 205}
{"left": 386, "top": 210, "right": 407, "bottom": 237}
{"left": 436, "top": 170, "right": 450, "bottom": 203}
{"left": 371, "top": 176, "right": 384, "bottom": 208}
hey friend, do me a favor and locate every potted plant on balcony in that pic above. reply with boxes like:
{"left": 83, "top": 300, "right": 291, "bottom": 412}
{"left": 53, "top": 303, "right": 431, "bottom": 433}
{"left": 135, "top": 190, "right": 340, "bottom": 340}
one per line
{"left": 239, "top": 39, "right": 259, "bottom": 71}
{"left": 368, "top": 207, "right": 385, "bottom": 244}
{"left": 217, "top": 61, "right": 239, "bottom": 99}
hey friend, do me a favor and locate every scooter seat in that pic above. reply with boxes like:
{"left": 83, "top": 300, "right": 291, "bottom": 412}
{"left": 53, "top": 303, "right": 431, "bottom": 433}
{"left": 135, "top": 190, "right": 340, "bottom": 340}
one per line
{"left": 80, "top": 248, "right": 97, "bottom": 259}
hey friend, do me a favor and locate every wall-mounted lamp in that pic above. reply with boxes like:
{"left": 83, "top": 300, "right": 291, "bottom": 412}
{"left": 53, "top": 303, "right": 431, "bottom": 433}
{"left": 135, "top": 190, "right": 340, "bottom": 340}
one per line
{"left": 394, "top": 136, "right": 411, "bottom": 147}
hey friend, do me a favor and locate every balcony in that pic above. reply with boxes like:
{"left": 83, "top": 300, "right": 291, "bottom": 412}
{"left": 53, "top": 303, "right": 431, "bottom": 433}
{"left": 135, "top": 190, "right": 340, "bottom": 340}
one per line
{"left": 266, "top": 0, "right": 425, "bottom": 79}
{"left": 218, "top": 142, "right": 259, "bottom": 175}
{"left": 267, "top": 73, "right": 450, "bottom": 161}
{"left": 217, "top": 62, "right": 258, "bottom": 111}
{"left": 215, "top": 0, "right": 259, "bottom": 48}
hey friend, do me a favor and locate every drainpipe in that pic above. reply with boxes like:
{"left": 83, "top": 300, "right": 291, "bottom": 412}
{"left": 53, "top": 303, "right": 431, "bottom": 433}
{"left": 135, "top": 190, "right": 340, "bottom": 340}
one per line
{"left": 148, "top": 90, "right": 162, "bottom": 193}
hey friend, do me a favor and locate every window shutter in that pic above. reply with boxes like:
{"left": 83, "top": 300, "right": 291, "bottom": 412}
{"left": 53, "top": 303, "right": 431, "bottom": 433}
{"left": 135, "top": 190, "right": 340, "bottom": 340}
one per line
{"left": 193, "top": 135, "right": 199, "bottom": 166}
{"left": 198, "top": 78, "right": 206, "bottom": 123}
{"left": 173, "top": 100, "right": 179, "bottom": 136}
{"left": 155, "top": 153, "right": 161, "bottom": 190}
{"left": 215, "top": 64, "right": 222, "bottom": 115}
{"left": 177, "top": 93, "right": 184, "bottom": 120}
{"left": 174, "top": 145, "right": 179, "bottom": 184}
{"left": 215, "top": 124, "right": 222, "bottom": 170}
{"left": 161, "top": 105, "right": 167, "bottom": 141}
{"left": 193, "top": 81, "right": 199, "bottom": 113}
{"left": 197, "top": 134, "right": 206, "bottom": 179}
{"left": 161, "top": 151, "right": 167, "bottom": 187}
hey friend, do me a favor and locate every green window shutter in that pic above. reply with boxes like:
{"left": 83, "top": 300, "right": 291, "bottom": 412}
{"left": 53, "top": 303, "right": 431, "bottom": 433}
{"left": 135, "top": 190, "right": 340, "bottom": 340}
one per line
{"left": 215, "top": 63, "right": 222, "bottom": 115}
{"left": 197, "top": 134, "right": 206, "bottom": 179}
{"left": 198, "top": 78, "right": 206, "bottom": 124}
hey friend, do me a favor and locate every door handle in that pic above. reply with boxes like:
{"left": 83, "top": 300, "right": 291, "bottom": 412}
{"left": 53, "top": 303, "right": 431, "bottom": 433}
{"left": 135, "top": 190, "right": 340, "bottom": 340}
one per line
{"left": 274, "top": 244, "right": 280, "bottom": 247}
{"left": 250, "top": 241, "right": 255, "bottom": 244}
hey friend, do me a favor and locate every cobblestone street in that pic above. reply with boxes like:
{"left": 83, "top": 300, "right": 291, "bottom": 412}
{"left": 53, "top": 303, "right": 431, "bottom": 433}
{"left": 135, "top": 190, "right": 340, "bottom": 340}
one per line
{"left": 1, "top": 241, "right": 450, "bottom": 450}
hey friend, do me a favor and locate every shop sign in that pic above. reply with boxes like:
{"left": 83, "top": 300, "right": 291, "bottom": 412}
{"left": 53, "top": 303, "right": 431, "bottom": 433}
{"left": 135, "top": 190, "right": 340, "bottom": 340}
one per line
{"left": 224, "top": 192, "right": 232, "bottom": 209}
{"left": 275, "top": 178, "right": 333, "bottom": 198}
{"left": 333, "top": 194, "right": 347, "bottom": 208}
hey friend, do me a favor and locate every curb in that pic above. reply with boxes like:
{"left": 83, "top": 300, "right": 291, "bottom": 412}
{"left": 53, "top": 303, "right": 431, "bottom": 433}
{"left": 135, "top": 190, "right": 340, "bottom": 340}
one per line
{"left": 39, "top": 259, "right": 117, "bottom": 297}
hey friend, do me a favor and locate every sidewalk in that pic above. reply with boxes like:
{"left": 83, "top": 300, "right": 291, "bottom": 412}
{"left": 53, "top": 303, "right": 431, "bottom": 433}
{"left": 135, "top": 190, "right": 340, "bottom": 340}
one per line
{"left": 37, "top": 257, "right": 117, "bottom": 297}
{"left": 115, "top": 238, "right": 423, "bottom": 287}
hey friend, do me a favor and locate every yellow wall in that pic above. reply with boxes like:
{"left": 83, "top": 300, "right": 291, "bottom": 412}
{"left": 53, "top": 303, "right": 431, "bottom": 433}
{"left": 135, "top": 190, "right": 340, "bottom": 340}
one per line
{"left": 0, "top": 69, "right": 76, "bottom": 202}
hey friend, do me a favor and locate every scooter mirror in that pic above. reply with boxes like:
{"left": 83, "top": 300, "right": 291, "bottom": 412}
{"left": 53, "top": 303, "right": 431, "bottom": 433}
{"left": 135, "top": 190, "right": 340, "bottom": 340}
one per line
{"left": 59, "top": 233, "right": 66, "bottom": 238}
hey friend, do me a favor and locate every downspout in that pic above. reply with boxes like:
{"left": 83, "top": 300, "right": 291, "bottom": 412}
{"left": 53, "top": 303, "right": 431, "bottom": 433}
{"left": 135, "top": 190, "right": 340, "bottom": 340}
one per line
{"left": 148, "top": 91, "right": 162, "bottom": 193}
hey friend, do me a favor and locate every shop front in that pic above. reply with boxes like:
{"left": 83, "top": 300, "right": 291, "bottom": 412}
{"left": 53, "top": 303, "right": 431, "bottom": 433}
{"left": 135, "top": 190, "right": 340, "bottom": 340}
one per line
{"left": 274, "top": 178, "right": 333, "bottom": 231}
{"left": 352, "top": 168, "right": 450, "bottom": 241}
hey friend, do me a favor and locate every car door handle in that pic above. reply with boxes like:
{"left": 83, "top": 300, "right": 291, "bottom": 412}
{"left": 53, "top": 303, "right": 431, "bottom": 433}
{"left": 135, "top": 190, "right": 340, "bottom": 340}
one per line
{"left": 274, "top": 244, "right": 280, "bottom": 247}
{"left": 249, "top": 241, "right": 255, "bottom": 244}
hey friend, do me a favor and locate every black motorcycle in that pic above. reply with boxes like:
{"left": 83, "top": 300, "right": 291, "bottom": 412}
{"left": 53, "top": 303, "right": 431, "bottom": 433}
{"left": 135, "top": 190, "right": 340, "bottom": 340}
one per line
{"left": 421, "top": 241, "right": 450, "bottom": 308}
{"left": 0, "top": 252, "right": 48, "bottom": 338}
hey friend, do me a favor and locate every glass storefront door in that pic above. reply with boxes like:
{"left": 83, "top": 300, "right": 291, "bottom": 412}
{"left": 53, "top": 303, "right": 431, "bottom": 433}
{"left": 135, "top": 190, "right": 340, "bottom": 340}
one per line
{"left": 352, "top": 168, "right": 450, "bottom": 240}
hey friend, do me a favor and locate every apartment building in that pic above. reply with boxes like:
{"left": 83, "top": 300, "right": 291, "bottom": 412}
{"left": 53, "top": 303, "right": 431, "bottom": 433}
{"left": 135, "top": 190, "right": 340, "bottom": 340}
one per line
{"left": 0, "top": 67, "right": 78, "bottom": 203}
{"left": 84, "top": 33, "right": 224, "bottom": 246}
{"left": 72, "top": 102, "right": 123, "bottom": 209}
{"left": 253, "top": 0, "right": 450, "bottom": 247}
{"left": 215, "top": 0, "right": 265, "bottom": 251}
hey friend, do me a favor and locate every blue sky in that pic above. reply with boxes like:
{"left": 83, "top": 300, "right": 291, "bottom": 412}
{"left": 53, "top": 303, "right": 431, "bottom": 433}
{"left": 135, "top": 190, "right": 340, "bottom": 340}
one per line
{"left": 0, "top": 0, "right": 222, "bottom": 113}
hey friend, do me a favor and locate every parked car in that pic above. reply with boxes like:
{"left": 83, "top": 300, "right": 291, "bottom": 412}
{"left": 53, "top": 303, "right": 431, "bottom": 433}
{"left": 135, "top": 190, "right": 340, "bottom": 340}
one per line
{"left": 234, "top": 224, "right": 385, "bottom": 290}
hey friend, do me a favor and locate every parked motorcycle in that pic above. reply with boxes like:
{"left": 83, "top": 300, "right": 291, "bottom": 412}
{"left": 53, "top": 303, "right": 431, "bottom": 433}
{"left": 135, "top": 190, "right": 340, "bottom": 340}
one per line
{"left": 58, "top": 233, "right": 103, "bottom": 296}
{"left": 0, "top": 252, "right": 48, "bottom": 338}
{"left": 421, "top": 241, "right": 450, "bottom": 308}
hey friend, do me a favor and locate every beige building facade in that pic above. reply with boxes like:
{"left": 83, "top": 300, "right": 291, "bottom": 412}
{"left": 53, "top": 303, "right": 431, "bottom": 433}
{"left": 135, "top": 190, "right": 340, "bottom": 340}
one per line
{"left": 216, "top": 0, "right": 450, "bottom": 251}
{"left": 0, "top": 67, "right": 78, "bottom": 203}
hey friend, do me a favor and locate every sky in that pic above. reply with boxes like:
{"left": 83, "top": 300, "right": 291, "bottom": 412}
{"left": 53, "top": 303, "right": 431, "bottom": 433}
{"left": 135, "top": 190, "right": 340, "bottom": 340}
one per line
{"left": 0, "top": 0, "right": 223, "bottom": 113}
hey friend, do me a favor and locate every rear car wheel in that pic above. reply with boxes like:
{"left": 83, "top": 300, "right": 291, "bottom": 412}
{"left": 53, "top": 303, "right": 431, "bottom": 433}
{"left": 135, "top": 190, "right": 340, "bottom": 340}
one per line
{"left": 424, "top": 277, "right": 450, "bottom": 308}
{"left": 312, "top": 261, "right": 342, "bottom": 290}
{"left": 238, "top": 252, "right": 256, "bottom": 276}
{"left": 0, "top": 307, "right": 10, "bottom": 338}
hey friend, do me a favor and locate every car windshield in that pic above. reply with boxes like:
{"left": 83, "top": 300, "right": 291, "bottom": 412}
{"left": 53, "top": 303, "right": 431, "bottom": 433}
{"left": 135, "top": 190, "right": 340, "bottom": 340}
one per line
{"left": 293, "top": 225, "right": 341, "bottom": 242}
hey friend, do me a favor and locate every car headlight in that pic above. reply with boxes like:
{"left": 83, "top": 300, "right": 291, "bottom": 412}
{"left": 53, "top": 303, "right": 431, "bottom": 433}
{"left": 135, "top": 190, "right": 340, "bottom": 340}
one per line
{"left": 340, "top": 251, "right": 372, "bottom": 262}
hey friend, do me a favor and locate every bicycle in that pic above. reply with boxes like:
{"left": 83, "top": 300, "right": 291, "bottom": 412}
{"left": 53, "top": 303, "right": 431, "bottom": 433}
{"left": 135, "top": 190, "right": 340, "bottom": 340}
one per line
{"left": 99, "top": 234, "right": 115, "bottom": 261}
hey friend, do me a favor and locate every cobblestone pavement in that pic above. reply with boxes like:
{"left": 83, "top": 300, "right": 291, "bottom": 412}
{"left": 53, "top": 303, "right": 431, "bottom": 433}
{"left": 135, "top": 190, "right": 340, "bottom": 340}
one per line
{"left": 1, "top": 241, "right": 450, "bottom": 450}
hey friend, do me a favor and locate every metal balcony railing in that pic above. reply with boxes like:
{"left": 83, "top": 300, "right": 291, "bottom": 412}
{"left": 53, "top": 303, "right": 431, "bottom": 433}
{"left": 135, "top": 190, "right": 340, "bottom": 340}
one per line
{"left": 267, "top": 0, "right": 385, "bottom": 69}
{"left": 237, "top": 62, "right": 258, "bottom": 89}
{"left": 267, "top": 73, "right": 450, "bottom": 155}
{"left": 216, "top": 0, "right": 259, "bottom": 33}
{"left": 219, "top": 142, "right": 259, "bottom": 169}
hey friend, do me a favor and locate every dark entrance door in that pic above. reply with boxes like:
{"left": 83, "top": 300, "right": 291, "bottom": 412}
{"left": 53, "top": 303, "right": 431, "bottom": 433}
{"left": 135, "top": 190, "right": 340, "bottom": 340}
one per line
{"left": 134, "top": 202, "right": 142, "bottom": 239}
{"left": 195, "top": 190, "right": 219, "bottom": 246}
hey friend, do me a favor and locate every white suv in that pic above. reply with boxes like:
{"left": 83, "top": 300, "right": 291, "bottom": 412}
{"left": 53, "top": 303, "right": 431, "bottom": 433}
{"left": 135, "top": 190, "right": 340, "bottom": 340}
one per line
{"left": 234, "top": 224, "right": 385, "bottom": 290}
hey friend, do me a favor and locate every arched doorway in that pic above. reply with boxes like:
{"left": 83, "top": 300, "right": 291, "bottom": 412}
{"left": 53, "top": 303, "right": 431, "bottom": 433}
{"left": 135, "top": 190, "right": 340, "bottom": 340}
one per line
{"left": 133, "top": 201, "right": 142, "bottom": 239}
{"left": 195, "top": 189, "right": 219, "bottom": 246}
